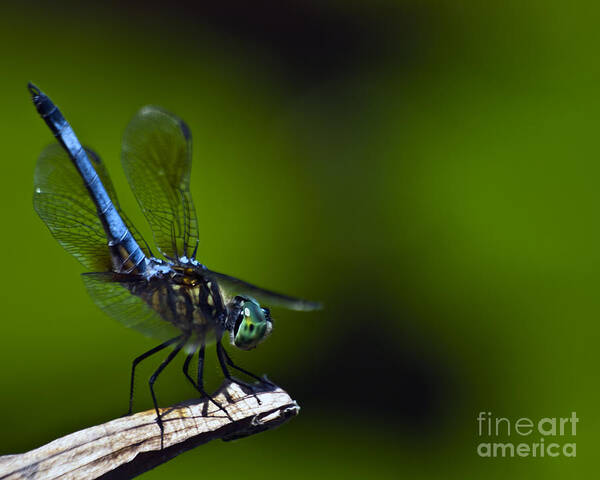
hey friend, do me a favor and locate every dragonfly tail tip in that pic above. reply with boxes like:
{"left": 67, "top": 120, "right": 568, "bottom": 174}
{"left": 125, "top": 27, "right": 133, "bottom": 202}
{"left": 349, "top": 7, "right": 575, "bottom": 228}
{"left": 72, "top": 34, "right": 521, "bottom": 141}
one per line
{"left": 28, "top": 82, "right": 41, "bottom": 98}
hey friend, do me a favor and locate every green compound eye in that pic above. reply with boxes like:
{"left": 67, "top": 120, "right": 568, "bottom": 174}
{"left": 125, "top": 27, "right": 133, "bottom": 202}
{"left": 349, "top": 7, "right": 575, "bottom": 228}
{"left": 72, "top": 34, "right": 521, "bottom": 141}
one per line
{"left": 233, "top": 299, "right": 272, "bottom": 350}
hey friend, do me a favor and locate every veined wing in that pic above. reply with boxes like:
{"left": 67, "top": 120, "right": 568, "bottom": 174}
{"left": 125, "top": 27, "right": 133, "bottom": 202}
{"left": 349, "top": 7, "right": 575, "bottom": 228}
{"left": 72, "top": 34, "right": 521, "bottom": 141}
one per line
{"left": 205, "top": 269, "right": 322, "bottom": 311}
{"left": 82, "top": 272, "right": 180, "bottom": 341}
{"left": 34, "top": 144, "right": 150, "bottom": 271}
{"left": 121, "top": 106, "right": 199, "bottom": 260}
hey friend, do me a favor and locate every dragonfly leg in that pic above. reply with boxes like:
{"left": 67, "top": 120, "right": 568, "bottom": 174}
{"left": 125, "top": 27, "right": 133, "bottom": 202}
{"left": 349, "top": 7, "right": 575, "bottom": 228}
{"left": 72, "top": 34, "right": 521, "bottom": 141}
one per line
{"left": 149, "top": 335, "right": 188, "bottom": 448}
{"left": 216, "top": 341, "right": 263, "bottom": 404}
{"left": 182, "top": 350, "right": 198, "bottom": 390}
{"left": 196, "top": 343, "right": 205, "bottom": 390}
{"left": 222, "top": 347, "right": 275, "bottom": 387}
{"left": 182, "top": 345, "right": 232, "bottom": 420}
{"left": 128, "top": 335, "right": 183, "bottom": 415}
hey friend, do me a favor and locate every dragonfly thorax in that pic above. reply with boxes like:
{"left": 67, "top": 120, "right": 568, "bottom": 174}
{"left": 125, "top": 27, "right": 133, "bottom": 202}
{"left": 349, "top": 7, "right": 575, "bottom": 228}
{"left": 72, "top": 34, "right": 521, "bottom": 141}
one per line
{"left": 140, "top": 258, "right": 273, "bottom": 350}
{"left": 126, "top": 257, "right": 227, "bottom": 340}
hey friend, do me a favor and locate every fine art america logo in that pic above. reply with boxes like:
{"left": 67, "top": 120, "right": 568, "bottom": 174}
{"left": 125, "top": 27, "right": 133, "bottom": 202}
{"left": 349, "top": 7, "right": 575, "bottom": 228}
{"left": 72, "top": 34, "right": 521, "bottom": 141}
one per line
{"left": 476, "top": 412, "right": 577, "bottom": 458}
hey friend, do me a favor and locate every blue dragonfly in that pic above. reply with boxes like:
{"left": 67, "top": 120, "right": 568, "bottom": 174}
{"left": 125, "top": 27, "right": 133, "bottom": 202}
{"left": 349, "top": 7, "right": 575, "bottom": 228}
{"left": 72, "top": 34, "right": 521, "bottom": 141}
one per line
{"left": 28, "top": 84, "right": 320, "bottom": 434}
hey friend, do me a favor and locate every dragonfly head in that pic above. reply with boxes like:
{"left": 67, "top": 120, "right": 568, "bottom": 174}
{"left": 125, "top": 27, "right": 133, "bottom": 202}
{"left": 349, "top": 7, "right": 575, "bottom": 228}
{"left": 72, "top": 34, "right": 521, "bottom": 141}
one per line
{"left": 230, "top": 297, "right": 272, "bottom": 350}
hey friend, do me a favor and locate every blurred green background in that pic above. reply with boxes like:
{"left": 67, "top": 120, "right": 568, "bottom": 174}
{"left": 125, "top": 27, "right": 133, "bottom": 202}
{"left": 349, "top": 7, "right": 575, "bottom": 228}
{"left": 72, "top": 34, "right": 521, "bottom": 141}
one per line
{"left": 0, "top": 0, "right": 596, "bottom": 477}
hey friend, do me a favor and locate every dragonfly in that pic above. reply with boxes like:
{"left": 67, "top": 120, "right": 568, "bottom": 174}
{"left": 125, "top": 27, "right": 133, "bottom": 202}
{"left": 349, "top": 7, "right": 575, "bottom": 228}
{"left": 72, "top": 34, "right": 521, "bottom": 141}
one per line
{"left": 28, "top": 83, "right": 320, "bottom": 434}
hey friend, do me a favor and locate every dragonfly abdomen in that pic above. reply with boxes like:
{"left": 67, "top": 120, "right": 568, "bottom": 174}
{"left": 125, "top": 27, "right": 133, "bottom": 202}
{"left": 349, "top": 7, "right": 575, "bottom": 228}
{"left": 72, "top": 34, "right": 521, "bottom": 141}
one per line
{"left": 29, "top": 84, "right": 147, "bottom": 274}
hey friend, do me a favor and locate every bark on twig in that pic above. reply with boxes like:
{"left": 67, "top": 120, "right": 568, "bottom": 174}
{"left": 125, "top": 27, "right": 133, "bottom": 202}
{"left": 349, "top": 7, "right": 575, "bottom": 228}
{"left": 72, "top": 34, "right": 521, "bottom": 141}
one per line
{"left": 0, "top": 381, "right": 299, "bottom": 480}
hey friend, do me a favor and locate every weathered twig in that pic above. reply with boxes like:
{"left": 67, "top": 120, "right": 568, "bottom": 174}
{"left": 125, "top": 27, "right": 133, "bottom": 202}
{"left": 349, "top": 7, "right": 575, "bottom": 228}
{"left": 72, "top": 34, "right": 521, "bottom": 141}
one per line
{"left": 0, "top": 381, "right": 299, "bottom": 480}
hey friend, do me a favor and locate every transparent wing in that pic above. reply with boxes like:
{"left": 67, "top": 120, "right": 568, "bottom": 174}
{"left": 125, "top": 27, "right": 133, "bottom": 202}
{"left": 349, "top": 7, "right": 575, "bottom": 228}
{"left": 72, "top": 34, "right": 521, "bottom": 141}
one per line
{"left": 34, "top": 144, "right": 111, "bottom": 270}
{"left": 34, "top": 144, "right": 150, "bottom": 271}
{"left": 205, "top": 269, "right": 322, "bottom": 311}
{"left": 121, "top": 106, "right": 199, "bottom": 260}
{"left": 82, "top": 272, "right": 181, "bottom": 341}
